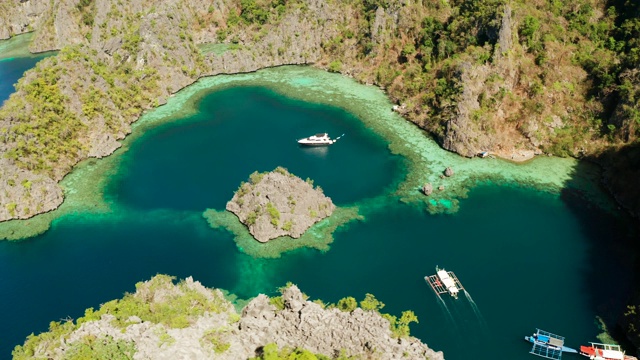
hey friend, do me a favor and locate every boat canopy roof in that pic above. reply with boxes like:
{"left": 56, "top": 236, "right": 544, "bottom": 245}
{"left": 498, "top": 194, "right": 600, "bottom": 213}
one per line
{"left": 601, "top": 350, "right": 624, "bottom": 359}
{"left": 314, "top": 133, "right": 328, "bottom": 137}
{"left": 548, "top": 338, "right": 564, "bottom": 347}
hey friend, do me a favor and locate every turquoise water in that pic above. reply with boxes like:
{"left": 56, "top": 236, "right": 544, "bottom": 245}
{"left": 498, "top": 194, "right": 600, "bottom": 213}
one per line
{"left": 106, "top": 86, "right": 402, "bottom": 210}
{"left": 0, "top": 57, "right": 637, "bottom": 359}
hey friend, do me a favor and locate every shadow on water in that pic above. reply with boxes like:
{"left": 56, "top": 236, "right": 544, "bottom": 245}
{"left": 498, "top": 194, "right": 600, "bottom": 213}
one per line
{"left": 562, "top": 142, "right": 640, "bottom": 356}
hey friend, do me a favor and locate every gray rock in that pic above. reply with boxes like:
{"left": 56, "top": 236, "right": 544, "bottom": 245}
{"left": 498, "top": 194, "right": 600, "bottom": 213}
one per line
{"left": 444, "top": 167, "right": 454, "bottom": 177}
{"left": 226, "top": 168, "right": 335, "bottom": 242}
{"left": 422, "top": 183, "right": 433, "bottom": 196}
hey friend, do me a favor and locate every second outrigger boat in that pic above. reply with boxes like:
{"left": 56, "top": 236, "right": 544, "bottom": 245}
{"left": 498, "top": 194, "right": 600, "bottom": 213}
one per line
{"left": 579, "top": 342, "right": 638, "bottom": 360}
{"left": 297, "top": 133, "right": 343, "bottom": 146}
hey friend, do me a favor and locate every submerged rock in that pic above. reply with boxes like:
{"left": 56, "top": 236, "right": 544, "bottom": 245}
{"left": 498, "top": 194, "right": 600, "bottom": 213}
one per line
{"left": 444, "top": 167, "right": 455, "bottom": 177}
{"left": 422, "top": 183, "right": 433, "bottom": 196}
{"left": 226, "top": 167, "right": 335, "bottom": 242}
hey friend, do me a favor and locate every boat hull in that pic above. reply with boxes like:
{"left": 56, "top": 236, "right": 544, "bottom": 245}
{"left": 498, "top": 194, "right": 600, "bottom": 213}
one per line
{"left": 297, "top": 141, "right": 333, "bottom": 146}
{"left": 526, "top": 336, "right": 578, "bottom": 353}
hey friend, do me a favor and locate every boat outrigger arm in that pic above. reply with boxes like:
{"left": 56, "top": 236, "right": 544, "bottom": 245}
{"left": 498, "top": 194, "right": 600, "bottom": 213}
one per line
{"left": 425, "top": 266, "right": 464, "bottom": 299}
{"left": 525, "top": 328, "right": 578, "bottom": 360}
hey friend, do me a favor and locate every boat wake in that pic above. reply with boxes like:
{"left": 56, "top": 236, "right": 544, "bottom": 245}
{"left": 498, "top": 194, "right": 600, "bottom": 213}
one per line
{"left": 463, "top": 290, "right": 490, "bottom": 333}
{"left": 434, "top": 292, "right": 458, "bottom": 330}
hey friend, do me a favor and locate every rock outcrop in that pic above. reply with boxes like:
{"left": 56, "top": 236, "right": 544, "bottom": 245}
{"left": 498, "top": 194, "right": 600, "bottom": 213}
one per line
{"left": 0, "top": 0, "right": 50, "bottom": 41}
{"left": 226, "top": 167, "right": 335, "bottom": 242}
{"left": 441, "top": 4, "right": 520, "bottom": 158}
{"left": 0, "top": 0, "right": 346, "bottom": 222}
{"left": 13, "top": 275, "right": 445, "bottom": 360}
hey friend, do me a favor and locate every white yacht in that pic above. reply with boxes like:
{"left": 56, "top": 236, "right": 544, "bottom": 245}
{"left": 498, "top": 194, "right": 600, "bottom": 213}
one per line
{"left": 297, "top": 133, "right": 342, "bottom": 146}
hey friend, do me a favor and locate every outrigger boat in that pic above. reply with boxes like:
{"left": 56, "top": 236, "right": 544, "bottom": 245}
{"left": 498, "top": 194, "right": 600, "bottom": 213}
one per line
{"left": 579, "top": 342, "right": 638, "bottom": 360}
{"left": 297, "top": 133, "right": 344, "bottom": 146}
{"left": 424, "top": 266, "right": 463, "bottom": 299}
{"left": 525, "top": 329, "right": 578, "bottom": 359}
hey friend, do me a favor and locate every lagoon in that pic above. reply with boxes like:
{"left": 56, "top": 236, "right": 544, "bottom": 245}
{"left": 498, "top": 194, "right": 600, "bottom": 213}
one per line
{"left": 0, "top": 56, "right": 636, "bottom": 360}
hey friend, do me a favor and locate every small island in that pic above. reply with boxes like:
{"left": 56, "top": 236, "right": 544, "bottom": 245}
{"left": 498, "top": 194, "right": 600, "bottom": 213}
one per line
{"left": 226, "top": 167, "right": 335, "bottom": 243}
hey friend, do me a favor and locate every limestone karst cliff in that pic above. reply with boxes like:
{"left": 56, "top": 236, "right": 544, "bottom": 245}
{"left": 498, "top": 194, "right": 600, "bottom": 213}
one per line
{"left": 12, "top": 275, "right": 444, "bottom": 360}
{"left": 1, "top": 0, "right": 640, "bottom": 223}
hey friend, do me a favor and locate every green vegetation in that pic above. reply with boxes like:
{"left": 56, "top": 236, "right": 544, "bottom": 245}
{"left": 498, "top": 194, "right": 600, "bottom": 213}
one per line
{"left": 336, "top": 297, "right": 358, "bottom": 312}
{"left": 62, "top": 336, "right": 136, "bottom": 360}
{"left": 6, "top": 203, "right": 16, "bottom": 217}
{"left": 13, "top": 277, "right": 421, "bottom": 358}
{"left": 1, "top": 57, "right": 86, "bottom": 176}
{"left": 79, "top": 275, "right": 229, "bottom": 329}
{"left": 13, "top": 320, "right": 76, "bottom": 359}
{"left": 251, "top": 342, "right": 336, "bottom": 360}
{"left": 328, "top": 60, "right": 342, "bottom": 73}
{"left": 155, "top": 327, "right": 175, "bottom": 347}
{"left": 382, "top": 310, "right": 419, "bottom": 338}
{"left": 249, "top": 171, "right": 265, "bottom": 184}
{"left": 274, "top": 166, "right": 289, "bottom": 175}
{"left": 1, "top": 43, "right": 162, "bottom": 177}
{"left": 328, "top": 292, "right": 417, "bottom": 337}
{"left": 13, "top": 275, "right": 232, "bottom": 358}
{"left": 237, "top": 0, "right": 292, "bottom": 26}
{"left": 236, "top": 182, "right": 252, "bottom": 197}
{"left": 359, "top": 293, "right": 385, "bottom": 312}
{"left": 266, "top": 201, "right": 280, "bottom": 227}
{"left": 269, "top": 295, "right": 285, "bottom": 310}
{"left": 281, "top": 220, "right": 293, "bottom": 231}
{"left": 246, "top": 209, "right": 258, "bottom": 225}
{"left": 200, "top": 328, "right": 231, "bottom": 353}
{"left": 76, "top": 0, "right": 96, "bottom": 27}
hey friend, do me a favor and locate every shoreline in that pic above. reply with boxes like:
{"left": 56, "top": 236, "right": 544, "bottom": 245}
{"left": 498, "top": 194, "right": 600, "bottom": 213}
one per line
{"left": 0, "top": 65, "right": 621, "bottom": 242}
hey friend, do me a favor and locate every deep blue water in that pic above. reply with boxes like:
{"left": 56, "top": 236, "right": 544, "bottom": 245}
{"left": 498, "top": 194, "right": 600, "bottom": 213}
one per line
{"left": 0, "top": 57, "right": 636, "bottom": 360}
{"left": 0, "top": 55, "right": 48, "bottom": 105}
{"left": 107, "top": 87, "right": 401, "bottom": 210}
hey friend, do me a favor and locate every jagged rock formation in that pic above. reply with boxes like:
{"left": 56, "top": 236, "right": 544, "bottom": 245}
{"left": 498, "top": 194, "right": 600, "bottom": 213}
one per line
{"left": 441, "top": 4, "right": 522, "bottom": 159}
{"left": 0, "top": 0, "right": 346, "bottom": 222}
{"left": 0, "top": 0, "right": 50, "bottom": 41}
{"left": 226, "top": 167, "right": 335, "bottom": 242}
{"left": 12, "top": 275, "right": 444, "bottom": 360}
{"left": 1, "top": 0, "right": 639, "bottom": 225}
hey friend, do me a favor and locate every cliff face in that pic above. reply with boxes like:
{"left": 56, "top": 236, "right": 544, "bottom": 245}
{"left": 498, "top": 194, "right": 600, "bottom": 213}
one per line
{"left": 0, "top": 0, "right": 50, "bottom": 41}
{"left": 441, "top": 5, "right": 520, "bottom": 158}
{"left": 0, "top": 0, "right": 347, "bottom": 222}
{"left": 1, "top": 0, "right": 639, "bottom": 224}
{"left": 0, "top": 0, "right": 206, "bottom": 221}
{"left": 12, "top": 275, "right": 444, "bottom": 359}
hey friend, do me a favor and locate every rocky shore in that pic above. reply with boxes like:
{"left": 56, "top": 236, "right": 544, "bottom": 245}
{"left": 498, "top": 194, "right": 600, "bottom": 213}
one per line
{"left": 12, "top": 275, "right": 444, "bottom": 359}
{"left": 226, "top": 167, "right": 335, "bottom": 242}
